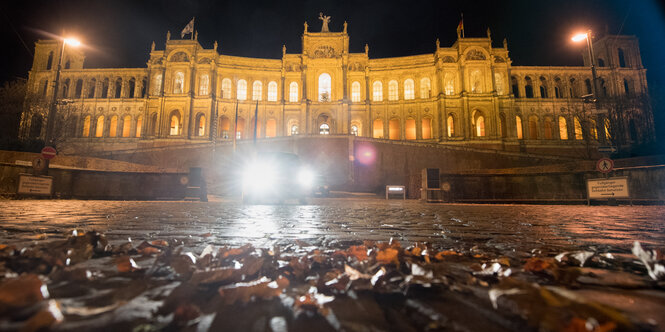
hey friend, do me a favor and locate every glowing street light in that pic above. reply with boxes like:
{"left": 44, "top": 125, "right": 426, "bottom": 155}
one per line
{"left": 571, "top": 30, "right": 598, "bottom": 103}
{"left": 44, "top": 36, "right": 82, "bottom": 144}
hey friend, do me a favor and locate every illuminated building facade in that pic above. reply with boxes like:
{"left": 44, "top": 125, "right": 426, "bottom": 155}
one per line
{"left": 19, "top": 21, "right": 654, "bottom": 156}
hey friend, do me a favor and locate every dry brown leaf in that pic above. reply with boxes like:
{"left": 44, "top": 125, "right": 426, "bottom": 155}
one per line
{"left": 20, "top": 300, "right": 63, "bottom": 332}
{"left": 347, "top": 245, "right": 368, "bottom": 261}
{"left": 562, "top": 317, "right": 617, "bottom": 332}
{"left": 151, "top": 240, "right": 169, "bottom": 247}
{"left": 523, "top": 257, "right": 554, "bottom": 272}
{"left": 434, "top": 250, "right": 459, "bottom": 260}
{"left": 217, "top": 276, "right": 289, "bottom": 305}
{"left": 116, "top": 256, "right": 140, "bottom": 273}
{"left": 0, "top": 274, "right": 48, "bottom": 314}
{"left": 376, "top": 248, "right": 399, "bottom": 265}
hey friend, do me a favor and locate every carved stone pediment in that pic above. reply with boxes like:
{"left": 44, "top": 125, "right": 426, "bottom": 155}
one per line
{"left": 313, "top": 45, "right": 335, "bottom": 58}
{"left": 286, "top": 63, "right": 301, "bottom": 72}
{"left": 198, "top": 57, "right": 211, "bottom": 64}
{"left": 441, "top": 56, "right": 456, "bottom": 63}
{"left": 466, "top": 50, "right": 486, "bottom": 60}
{"left": 170, "top": 52, "right": 189, "bottom": 62}
{"left": 348, "top": 62, "right": 364, "bottom": 71}
{"left": 153, "top": 58, "right": 164, "bottom": 65}
{"left": 494, "top": 56, "right": 506, "bottom": 63}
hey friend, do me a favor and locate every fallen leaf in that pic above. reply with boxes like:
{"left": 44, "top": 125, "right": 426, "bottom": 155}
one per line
{"left": 116, "top": 256, "right": 140, "bottom": 272}
{"left": 0, "top": 274, "right": 48, "bottom": 314}
{"left": 217, "top": 276, "right": 289, "bottom": 305}
{"left": 375, "top": 248, "right": 399, "bottom": 265}
{"left": 523, "top": 257, "right": 554, "bottom": 272}
{"left": 347, "top": 245, "right": 368, "bottom": 261}
{"left": 21, "top": 300, "right": 63, "bottom": 332}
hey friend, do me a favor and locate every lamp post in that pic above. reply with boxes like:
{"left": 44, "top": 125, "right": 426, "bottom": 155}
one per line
{"left": 572, "top": 30, "right": 598, "bottom": 103}
{"left": 44, "top": 37, "right": 81, "bottom": 145}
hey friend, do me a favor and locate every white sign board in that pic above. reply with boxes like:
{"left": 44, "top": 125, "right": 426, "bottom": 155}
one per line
{"left": 17, "top": 174, "right": 53, "bottom": 196}
{"left": 587, "top": 177, "right": 629, "bottom": 199}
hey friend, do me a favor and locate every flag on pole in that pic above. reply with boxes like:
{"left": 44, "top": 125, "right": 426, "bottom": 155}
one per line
{"left": 456, "top": 13, "right": 464, "bottom": 38}
{"left": 181, "top": 17, "right": 195, "bottom": 38}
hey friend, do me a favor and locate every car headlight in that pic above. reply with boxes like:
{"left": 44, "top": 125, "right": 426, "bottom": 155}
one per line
{"left": 243, "top": 163, "right": 277, "bottom": 190}
{"left": 298, "top": 168, "right": 315, "bottom": 187}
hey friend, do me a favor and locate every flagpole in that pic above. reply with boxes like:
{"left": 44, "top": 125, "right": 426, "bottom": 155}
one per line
{"left": 191, "top": 17, "right": 195, "bottom": 40}
{"left": 233, "top": 100, "right": 238, "bottom": 153}
{"left": 253, "top": 100, "right": 259, "bottom": 145}
{"left": 461, "top": 13, "right": 464, "bottom": 38}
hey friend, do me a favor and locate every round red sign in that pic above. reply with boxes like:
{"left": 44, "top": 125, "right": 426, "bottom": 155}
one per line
{"left": 596, "top": 158, "right": 614, "bottom": 173}
{"left": 41, "top": 146, "right": 57, "bottom": 160}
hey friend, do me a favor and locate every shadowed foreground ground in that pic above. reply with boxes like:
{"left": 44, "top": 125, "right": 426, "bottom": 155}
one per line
{"left": 0, "top": 198, "right": 663, "bottom": 331}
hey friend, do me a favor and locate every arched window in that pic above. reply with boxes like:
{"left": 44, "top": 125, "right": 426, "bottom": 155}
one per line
{"left": 318, "top": 73, "right": 331, "bottom": 101}
{"left": 589, "top": 119, "right": 598, "bottom": 140}
{"left": 62, "top": 78, "right": 70, "bottom": 98}
{"left": 539, "top": 77, "right": 548, "bottom": 98}
{"left": 422, "top": 117, "right": 432, "bottom": 139}
{"left": 236, "top": 117, "right": 245, "bottom": 139}
{"left": 351, "top": 81, "right": 361, "bottom": 102}
{"left": 267, "top": 81, "right": 278, "bottom": 101}
{"left": 170, "top": 112, "right": 181, "bottom": 135}
{"left": 74, "top": 79, "right": 83, "bottom": 98}
{"left": 445, "top": 73, "right": 455, "bottom": 95}
{"left": 373, "top": 119, "right": 383, "bottom": 138}
{"left": 544, "top": 117, "right": 553, "bottom": 139}
{"left": 64, "top": 60, "right": 71, "bottom": 69}
{"left": 114, "top": 78, "right": 123, "bottom": 98}
{"left": 153, "top": 74, "right": 162, "bottom": 95}
{"left": 149, "top": 113, "right": 158, "bottom": 136}
{"left": 494, "top": 73, "right": 505, "bottom": 95}
{"left": 41, "top": 79, "right": 48, "bottom": 97}
{"left": 68, "top": 115, "right": 78, "bottom": 137}
{"left": 604, "top": 118, "right": 612, "bottom": 141}
{"left": 350, "top": 125, "right": 359, "bottom": 136}
{"left": 141, "top": 77, "right": 147, "bottom": 97}
{"left": 388, "top": 80, "right": 398, "bottom": 101}
{"left": 237, "top": 79, "right": 247, "bottom": 100}
{"left": 95, "top": 116, "right": 105, "bottom": 137}
{"left": 109, "top": 115, "right": 118, "bottom": 137}
{"left": 127, "top": 77, "right": 136, "bottom": 98}
{"left": 289, "top": 82, "right": 299, "bottom": 102}
{"left": 266, "top": 119, "right": 276, "bottom": 137}
{"left": 554, "top": 77, "right": 563, "bottom": 98}
{"left": 447, "top": 115, "right": 455, "bottom": 137}
{"left": 404, "top": 79, "right": 415, "bottom": 100}
{"left": 574, "top": 117, "right": 583, "bottom": 140}
{"left": 219, "top": 116, "right": 230, "bottom": 138}
{"left": 122, "top": 115, "right": 131, "bottom": 137}
{"left": 559, "top": 116, "right": 569, "bottom": 140}
{"left": 319, "top": 123, "right": 330, "bottom": 135}
{"left": 471, "top": 70, "right": 482, "bottom": 93}
{"left": 252, "top": 80, "right": 262, "bottom": 101}
{"left": 291, "top": 125, "right": 299, "bottom": 136}
{"left": 101, "top": 78, "right": 109, "bottom": 98}
{"left": 388, "top": 118, "right": 400, "bottom": 140}
{"left": 500, "top": 114, "right": 507, "bottom": 138}
{"left": 473, "top": 111, "right": 485, "bottom": 137}
{"left": 516, "top": 115, "right": 523, "bottom": 139}
{"left": 222, "top": 78, "right": 232, "bottom": 99}
{"left": 82, "top": 116, "right": 91, "bottom": 137}
{"left": 372, "top": 81, "right": 383, "bottom": 101}
{"left": 196, "top": 114, "right": 206, "bottom": 136}
{"left": 569, "top": 78, "right": 577, "bottom": 98}
{"left": 584, "top": 79, "right": 592, "bottom": 95}
{"left": 199, "top": 74, "right": 209, "bottom": 95}
{"left": 623, "top": 79, "right": 631, "bottom": 96}
{"left": 46, "top": 51, "right": 54, "bottom": 70}
{"left": 528, "top": 116, "right": 538, "bottom": 140}
{"left": 511, "top": 76, "right": 519, "bottom": 97}
{"left": 29, "top": 115, "right": 43, "bottom": 138}
{"left": 405, "top": 118, "right": 416, "bottom": 140}
{"left": 598, "top": 58, "right": 605, "bottom": 67}
{"left": 173, "top": 72, "right": 184, "bottom": 94}
{"left": 420, "top": 77, "right": 431, "bottom": 98}
{"left": 618, "top": 48, "right": 626, "bottom": 67}
{"left": 135, "top": 115, "right": 143, "bottom": 138}
{"left": 524, "top": 76, "right": 534, "bottom": 98}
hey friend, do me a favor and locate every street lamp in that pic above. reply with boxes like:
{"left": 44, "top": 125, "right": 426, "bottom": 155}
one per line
{"left": 44, "top": 37, "right": 81, "bottom": 145}
{"left": 572, "top": 30, "right": 598, "bottom": 103}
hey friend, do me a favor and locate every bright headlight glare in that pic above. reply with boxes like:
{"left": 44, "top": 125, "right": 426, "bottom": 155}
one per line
{"left": 244, "top": 163, "right": 276, "bottom": 190}
{"left": 299, "top": 168, "right": 315, "bottom": 187}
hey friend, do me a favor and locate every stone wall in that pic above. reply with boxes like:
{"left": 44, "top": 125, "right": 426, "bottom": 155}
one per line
{"left": 0, "top": 163, "right": 188, "bottom": 200}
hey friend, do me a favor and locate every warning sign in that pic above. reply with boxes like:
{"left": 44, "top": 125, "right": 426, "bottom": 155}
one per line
{"left": 17, "top": 174, "right": 53, "bottom": 196}
{"left": 586, "top": 177, "right": 630, "bottom": 199}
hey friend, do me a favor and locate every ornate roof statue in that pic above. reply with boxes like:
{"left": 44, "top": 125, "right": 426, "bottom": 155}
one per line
{"left": 304, "top": 21, "right": 308, "bottom": 33}
{"left": 319, "top": 12, "right": 331, "bottom": 32}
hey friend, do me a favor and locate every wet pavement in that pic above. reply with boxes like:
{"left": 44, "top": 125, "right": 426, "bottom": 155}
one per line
{"left": 0, "top": 198, "right": 664, "bottom": 331}
{"left": 1, "top": 198, "right": 663, "bottom": 253}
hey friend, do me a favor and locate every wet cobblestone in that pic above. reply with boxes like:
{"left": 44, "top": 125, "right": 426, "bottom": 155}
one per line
{"left": 1, "top": 198, "right": 663, "bottom": 254}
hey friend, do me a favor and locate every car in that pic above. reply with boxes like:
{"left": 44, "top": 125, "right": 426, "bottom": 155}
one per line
{"left": 241, "top": 152, "right": 315, "bottom": 204}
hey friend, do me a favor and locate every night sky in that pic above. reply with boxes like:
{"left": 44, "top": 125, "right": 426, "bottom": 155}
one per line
{"left": 1, "top": 0, "right": 665, "bottom": 87}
